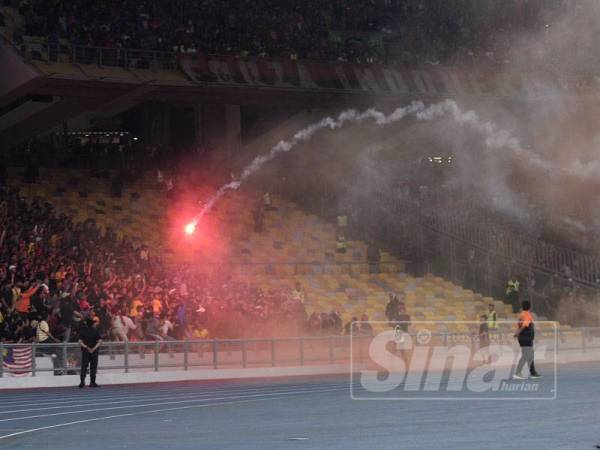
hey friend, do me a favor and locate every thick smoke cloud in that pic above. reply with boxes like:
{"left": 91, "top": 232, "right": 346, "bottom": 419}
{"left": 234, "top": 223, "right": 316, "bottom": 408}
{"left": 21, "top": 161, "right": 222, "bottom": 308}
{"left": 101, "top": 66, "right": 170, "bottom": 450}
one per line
{"left": 193, "top": 98, "right": 566, "bottom": 227}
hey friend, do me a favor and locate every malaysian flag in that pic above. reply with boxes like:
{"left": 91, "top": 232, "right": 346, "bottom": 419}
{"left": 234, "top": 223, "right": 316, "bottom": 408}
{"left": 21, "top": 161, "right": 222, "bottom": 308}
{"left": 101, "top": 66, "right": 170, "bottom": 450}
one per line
{"left": 2, "top": 346, "right": 33, "bottom": 377}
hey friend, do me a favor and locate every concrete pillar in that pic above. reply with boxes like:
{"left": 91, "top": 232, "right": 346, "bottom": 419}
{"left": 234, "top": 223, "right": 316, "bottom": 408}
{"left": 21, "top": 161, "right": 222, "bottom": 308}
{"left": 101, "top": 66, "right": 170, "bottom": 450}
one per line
{"left": 225, "top": 104, "right": 241, "bottom": 156}
{"left": 162, "top": 103, "right": 171, "bottom": 147}
{"left": 196, "top": 104, "right": 241, "bottom": 160}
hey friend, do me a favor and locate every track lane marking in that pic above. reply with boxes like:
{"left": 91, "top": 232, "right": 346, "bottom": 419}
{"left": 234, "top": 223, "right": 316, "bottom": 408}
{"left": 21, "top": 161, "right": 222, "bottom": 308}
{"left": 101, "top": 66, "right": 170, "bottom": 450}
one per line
{"left": 1, "top": 383, "right": 353, "bottom": 414}
{"left": 0, "top": 381, "right": 351, "bottom": 406}
{"left": 0, "top": 387, "right": 346, "bottom": 441}
{"left": 0, "top": 386, "right": 348, "bottom": 422}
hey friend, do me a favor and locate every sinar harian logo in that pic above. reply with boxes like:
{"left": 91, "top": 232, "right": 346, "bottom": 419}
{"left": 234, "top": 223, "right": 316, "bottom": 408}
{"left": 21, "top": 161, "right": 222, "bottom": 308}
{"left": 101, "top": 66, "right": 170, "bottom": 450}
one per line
{"left": 351, "top": 321, "right": 556, "bottom": 400}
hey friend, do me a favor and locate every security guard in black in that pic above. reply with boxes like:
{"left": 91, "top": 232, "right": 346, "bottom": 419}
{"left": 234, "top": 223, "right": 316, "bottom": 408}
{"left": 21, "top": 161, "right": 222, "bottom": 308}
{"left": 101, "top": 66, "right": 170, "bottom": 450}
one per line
{"left": 78, "top": 318, "right": 102, "bottom": 388}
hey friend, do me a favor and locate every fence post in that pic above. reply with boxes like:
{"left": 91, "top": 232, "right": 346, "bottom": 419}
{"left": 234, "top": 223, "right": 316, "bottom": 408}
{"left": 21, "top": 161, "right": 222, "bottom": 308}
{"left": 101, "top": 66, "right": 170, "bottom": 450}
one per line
{"left": 31, "top": 343, "right": 36, "bottom": 377}
{"left": 62, "top": 342, "right": 68, "bottom": 374}
{"left": 299, "top": 338, "right": 304, "bottom": 366}
{"left": 271, "top": 339, "right": 276, "bottom": 367}
{"left": 329, "top": 337, "right": 335, "bottom": 363}
{"left": 0, "top": 343, "right": 3, "bottom": 378}
{"left": 124, "top": 340, "right": 129, "bottom": 373}
{"left": 582, "top": 328, "right": 586, "bottom": 353}
{"left": 241, "top": 340, "right": 247, "bottom": 368}
{"left": 183, "top": 341, "right": 188, "bottom": 371}
{"left": 212, "top": 340, "right": 218, "bottom": 369}
{"left": 154, "top": 341, "right": 159, "bottom": 372}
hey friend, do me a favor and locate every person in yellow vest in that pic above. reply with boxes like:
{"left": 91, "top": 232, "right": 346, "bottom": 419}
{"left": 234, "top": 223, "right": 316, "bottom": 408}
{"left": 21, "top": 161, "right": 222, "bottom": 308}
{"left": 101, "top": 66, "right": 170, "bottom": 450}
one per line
{"left": 487, "top": 303, "right": 498, "bottom": 343}
{"left": 336, "top": 232, "right": 347, "bottom": 253}
{"left": 263, "top": 192, "right": 274, "bottom": 211}
{"left": 506, "top": 277, "right": 520, "bottom": 313}
{"left": 487, "top": 304, "right": 497, "bottom": 330}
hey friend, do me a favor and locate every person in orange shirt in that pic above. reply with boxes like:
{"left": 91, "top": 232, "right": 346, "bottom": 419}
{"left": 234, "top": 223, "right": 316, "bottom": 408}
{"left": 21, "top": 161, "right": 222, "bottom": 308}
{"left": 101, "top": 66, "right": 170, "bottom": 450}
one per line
{"left": 129, "top": 297, "right": 143, "bottom": 318}
{"left": 513, "top": 300, "right": 541, "bottom": 379}
{"left": 151, "top": 296, "right": 163, "bottom": 316}
{"left": 15, "top": 283, "right": 39, "bottom": 315}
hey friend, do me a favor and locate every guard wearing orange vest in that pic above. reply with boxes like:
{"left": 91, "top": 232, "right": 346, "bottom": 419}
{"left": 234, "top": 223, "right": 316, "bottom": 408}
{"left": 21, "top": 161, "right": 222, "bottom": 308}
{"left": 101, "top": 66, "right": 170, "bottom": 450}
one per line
{"left": 513, "top": 300, "right": 541, "bottom": 379}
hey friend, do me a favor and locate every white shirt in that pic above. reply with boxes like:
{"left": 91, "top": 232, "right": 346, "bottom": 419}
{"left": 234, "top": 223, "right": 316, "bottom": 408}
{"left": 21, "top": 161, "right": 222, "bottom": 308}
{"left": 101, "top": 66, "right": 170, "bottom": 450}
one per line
{"left": 113, "top": 315, "right": 136, "bottom": 333}
{"left": 160, "top": 320, "right": 173, "bottom": 337}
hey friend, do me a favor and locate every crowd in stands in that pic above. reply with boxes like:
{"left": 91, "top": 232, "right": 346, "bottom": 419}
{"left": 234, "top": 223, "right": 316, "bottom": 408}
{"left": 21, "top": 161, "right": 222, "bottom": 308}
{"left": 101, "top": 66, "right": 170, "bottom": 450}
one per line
{"left": 7, "top": 0, "right": 564, "bottom": 65}
{"left": 0, "top": 186, "right": 360, "bottom": 346}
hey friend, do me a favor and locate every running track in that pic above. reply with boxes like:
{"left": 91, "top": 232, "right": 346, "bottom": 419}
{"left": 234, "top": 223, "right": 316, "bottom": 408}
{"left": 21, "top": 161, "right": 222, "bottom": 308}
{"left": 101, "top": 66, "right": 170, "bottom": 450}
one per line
{"left": 1, "top": 362, "right": 600, "bottom": 449}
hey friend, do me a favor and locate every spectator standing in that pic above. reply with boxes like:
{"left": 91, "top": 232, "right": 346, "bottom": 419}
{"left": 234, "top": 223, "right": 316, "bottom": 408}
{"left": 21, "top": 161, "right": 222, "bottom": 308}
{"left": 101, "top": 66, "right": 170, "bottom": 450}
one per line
{"left": 396, "top": 304, "right": 411, "bottom": 333}
{"left": 479, "top": 314, "right": 491, "bottom": 364}
{"left": 59, "top": 294, "right": 79, "bottom": 342}
{"left": 359, "top": 314, "right": 373, "bottom": 336}
{"left": 487, "top": 303, "right": 498, "bottom": 338}
{"left": 385, "top": 294, "right": 399, "bottom": 326}
{"left": 367, "top": 242, "right": 381, "bottom": 273}
{"left": 506, "top": 276, "right": 520, "bottom": 313}
{"left": 253, "top": 203, "right": 264, "bottom": 233}
{"left": 111, "top": 309, "right": 136, "bottom": 342}
{"left": 35, "top": 310, "right": 62, "bottom": 377}
{"left": 344, "top": 316, "right": 359, "bottom": 335}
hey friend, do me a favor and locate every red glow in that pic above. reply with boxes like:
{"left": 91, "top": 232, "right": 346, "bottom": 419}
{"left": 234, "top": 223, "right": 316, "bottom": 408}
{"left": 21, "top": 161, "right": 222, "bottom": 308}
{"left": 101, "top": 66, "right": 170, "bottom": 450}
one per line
{"left": 166, "top": 186, "right": 230, "bottom": 264}
{"left": 184, "top": 221, "right": 197, "bottom": 235}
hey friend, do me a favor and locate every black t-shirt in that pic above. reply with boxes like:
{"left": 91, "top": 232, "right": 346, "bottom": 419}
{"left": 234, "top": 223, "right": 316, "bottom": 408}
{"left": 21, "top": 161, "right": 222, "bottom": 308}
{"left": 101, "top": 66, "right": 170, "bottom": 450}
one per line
{"left": 60, "top": 300, "right": 75, "bottom": 327}
{"left": 22, "top": 325, "right": 36, "bottom": 341}
{"left": 79, "top": 325, "right": 101, "bottom": 350}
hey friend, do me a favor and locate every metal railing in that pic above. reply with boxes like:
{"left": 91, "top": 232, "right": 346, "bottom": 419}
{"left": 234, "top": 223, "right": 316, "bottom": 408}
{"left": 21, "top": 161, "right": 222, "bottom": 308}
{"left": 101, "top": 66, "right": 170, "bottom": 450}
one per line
{"left": 0, "top": 335, "right": 366, "bottom": 378}
{"left": 20, "top": 41, "right": 178, "bottom": 70}
{"left": 424, "top": 211, "right": 600, "bottom": 287}
{"left": 2, "top": 328, "right": 599, "bottom": 377}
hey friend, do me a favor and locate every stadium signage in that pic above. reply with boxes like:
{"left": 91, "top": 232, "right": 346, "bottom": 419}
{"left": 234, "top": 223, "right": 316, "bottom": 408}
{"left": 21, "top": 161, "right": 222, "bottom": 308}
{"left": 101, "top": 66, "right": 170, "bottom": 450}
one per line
{"left": 179, "top": 53, "right": 562, "bottom": 98}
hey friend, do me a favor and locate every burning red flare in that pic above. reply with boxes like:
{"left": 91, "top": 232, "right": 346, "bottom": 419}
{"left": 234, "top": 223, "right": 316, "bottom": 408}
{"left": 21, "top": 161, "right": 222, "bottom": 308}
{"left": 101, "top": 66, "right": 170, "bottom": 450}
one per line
{"left": 184, "top": 221, "right": 197, "bottom": 235}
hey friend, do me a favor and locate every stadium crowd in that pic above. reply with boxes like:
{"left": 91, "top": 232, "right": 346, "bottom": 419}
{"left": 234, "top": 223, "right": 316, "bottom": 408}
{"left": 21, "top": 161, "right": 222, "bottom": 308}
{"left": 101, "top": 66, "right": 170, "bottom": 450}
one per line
{"left": 0, "top": 186, "right": 371, "bottom": 346}
{"left": 9, "top": 0, "right": 561, "bottom": 64}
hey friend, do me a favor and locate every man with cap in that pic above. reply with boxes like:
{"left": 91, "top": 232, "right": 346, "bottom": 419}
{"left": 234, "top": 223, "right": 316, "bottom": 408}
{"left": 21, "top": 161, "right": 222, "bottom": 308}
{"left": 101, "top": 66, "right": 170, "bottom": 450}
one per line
{"left": 78, "top": 317, "right": 102, "bottom": 388}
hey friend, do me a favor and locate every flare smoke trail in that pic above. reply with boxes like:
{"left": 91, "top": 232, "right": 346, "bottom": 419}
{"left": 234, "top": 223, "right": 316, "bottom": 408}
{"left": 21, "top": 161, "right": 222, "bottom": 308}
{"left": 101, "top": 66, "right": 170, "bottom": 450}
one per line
{"left": 190, "top": 101, "right": 426, "bottom": 226}
{"left": 189, "top": 99, "right": 589, "bottom": 227}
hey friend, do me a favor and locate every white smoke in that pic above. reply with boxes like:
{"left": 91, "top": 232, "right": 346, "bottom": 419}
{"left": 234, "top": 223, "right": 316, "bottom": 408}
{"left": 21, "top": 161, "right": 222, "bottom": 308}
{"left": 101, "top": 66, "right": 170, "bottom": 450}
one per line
{"left": 414, "top": 99, "right": 555, "bottom": 175}
{"left": 190, "top": 98, "right": 591, "bottom": 226}
{"left": 191, "top": 101, "right": 426, "bottom": 224}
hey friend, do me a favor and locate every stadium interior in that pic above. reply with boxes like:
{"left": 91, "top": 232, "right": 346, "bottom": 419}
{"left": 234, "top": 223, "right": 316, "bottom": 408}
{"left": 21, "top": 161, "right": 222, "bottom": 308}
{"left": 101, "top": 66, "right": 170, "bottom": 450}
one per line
{"left": 2, "top": 1, "right": 600, "bottom": 448}
{"left": 1, "top": 0, "right": 599, "bottom": 344}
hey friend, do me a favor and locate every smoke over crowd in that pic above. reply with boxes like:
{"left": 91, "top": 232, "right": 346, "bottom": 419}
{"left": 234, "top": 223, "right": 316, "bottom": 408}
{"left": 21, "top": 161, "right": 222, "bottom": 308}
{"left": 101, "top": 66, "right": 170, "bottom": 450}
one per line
{"left": 200, "top": 1, "right": 600, "bottom": 324}
{"left": 239, "top": 2, "right": 600, "bottom": 251}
